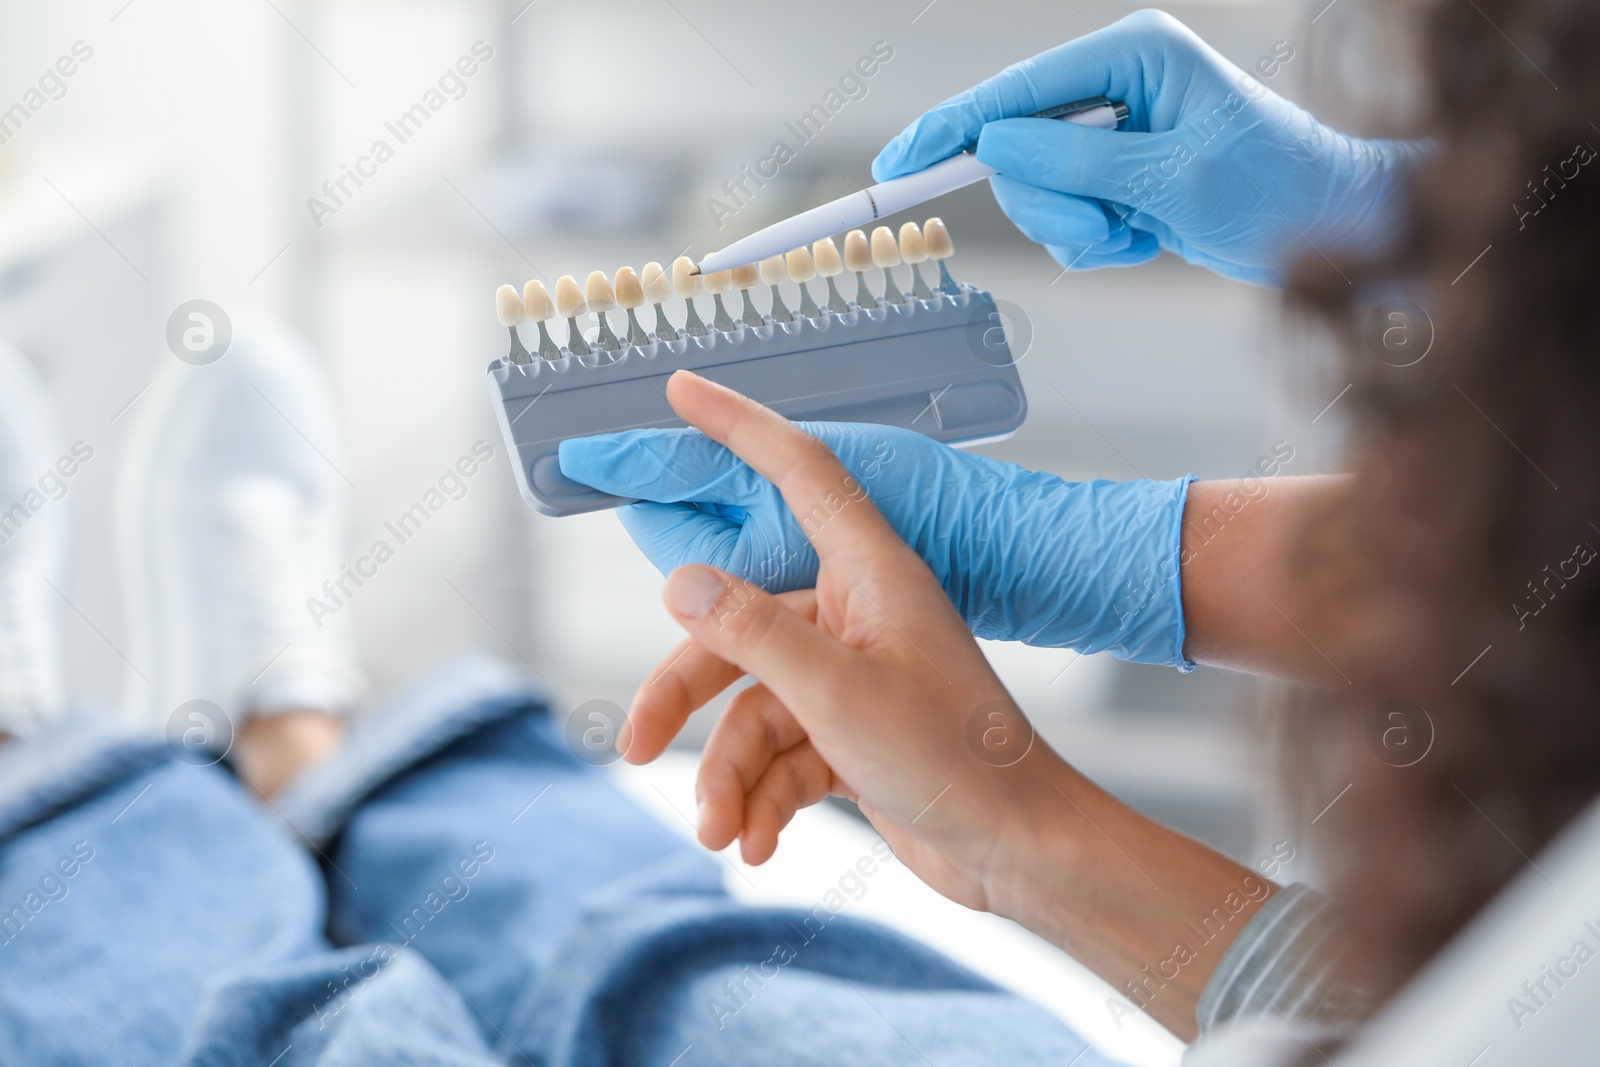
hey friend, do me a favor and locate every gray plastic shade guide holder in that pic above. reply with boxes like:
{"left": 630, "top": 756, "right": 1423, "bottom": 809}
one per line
{"left": 487, "top": 286, "right": 1029, "bottom": 517}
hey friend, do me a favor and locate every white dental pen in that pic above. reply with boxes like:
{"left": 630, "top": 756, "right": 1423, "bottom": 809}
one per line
{"left": 691, "top": 96, "right": 1128, "bottom": 276}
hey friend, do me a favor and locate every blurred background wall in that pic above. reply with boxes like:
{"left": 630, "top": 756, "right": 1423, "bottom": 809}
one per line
{"left": 0, "top": 0, "right": 1417, "bottom": 869}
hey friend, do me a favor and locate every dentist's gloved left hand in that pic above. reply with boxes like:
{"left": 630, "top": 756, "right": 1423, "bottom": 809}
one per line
{"left": 559, "top": 389, "right": 1195, "bottom": 668}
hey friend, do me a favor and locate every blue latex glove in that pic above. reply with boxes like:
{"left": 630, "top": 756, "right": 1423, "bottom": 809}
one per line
{"left": 559, "top": 423, "right": 1195, "bottom": 668}
{"left": 873, "top": 10, "right": 1425, "bottom": 286}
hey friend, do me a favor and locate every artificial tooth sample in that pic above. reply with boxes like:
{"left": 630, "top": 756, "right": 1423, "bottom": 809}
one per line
{"left": 843, "top": 229, "right": 877, "bottom": 310}
{"left": 586, "top": 270, "right": 621, "bottom": 351}
{"left": 924, "top": 217, "right": 959, "bottom": 295}
{"left": 522, "top": 279, "right": 563, "bottom": 361}
{"left": 812, "top": 236, "right": 850, "bottom": 314}
{"left": 554, "top": 274, "right": 592, "bottom": 356}
{"left": 614, "top": 266, "right": 650, "bottom": 346}
{"left": 786, "top": 246, "right": 822, "bottom": 319}
{"left": 641, "top": 261, "right": 678, "bottom": 342}
{"left": 732, "top": 262, "right": 764, "bottom": 328}
{"left": 760, "top": 254, "right": 793, "bottom": 324}
{"left": 672, "top": 256, "right": 709, "bottom": 337}
{"left": 898, "top": 221, "right": 934, "bottom": 300}
{"left": 871, "top": 225, "right": 906, "bottom": 304}
{"left": 702, "top": 268, "right": 738, "bottom": 332}
{"left": 495, "top": 283, "right": 531, "bottom": 364}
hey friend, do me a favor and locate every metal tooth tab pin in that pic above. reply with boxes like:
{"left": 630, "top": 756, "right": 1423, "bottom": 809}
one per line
{"left": 585, "top": 270, "right": 622, "bottom": 353}
{"left": 553, "top": 275, "right": 591, "bottom": 356}
{"left": 924, "top": 217, "right": 960, "bottom": 295}
{"left": 813, "top": 236, "right": 851, "bottom": 314}
{"left": 495, "top": 284, "right": 531, "bottom": 364}
{"left": 672, "top": 256, "right": 709, "bottom": 337}
{"left": 641, "top": 261, "right": 678, "bottom": 342}
{"left": 871, "top": 225, "right": 905, "bottom": 304}
{"left": 843, "top": 228, "right": 877, "bottom": 311}
{"left": 522, "top": 279, "right": 563, "bottom": 361}
{"left": 614, "top": 265, "right": 650, "bottom": 347}
{"left": 733, "top": 263, "right": 765, "bottom": 328}
{"left": 898, "top": 221, "right": 934, "bottom": 301}
{"left": 702, "top": 267, "right": 738, "bottom": 333}
{"left": 786, "top": 246, "right": 823, "bottom": 319}
{"left": 762, "top": 254, "right": 794, "bottom": 324}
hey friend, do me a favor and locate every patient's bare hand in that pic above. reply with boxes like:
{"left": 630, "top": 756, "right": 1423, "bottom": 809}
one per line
{"left": 630, "top": 591, "right": 840, "bottom": 865}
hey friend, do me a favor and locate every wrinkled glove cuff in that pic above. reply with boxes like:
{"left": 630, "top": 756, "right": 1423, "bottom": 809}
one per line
{"left": 978, "top": 473, "right": 1196, "bottom": 670}
{"left": 1089, "top": 473, "right": 1196, "bottom": 671}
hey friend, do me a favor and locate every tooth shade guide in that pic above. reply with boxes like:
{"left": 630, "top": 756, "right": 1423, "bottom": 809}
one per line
{"left": 613, "top": 267, "right": 644, "bottom": 309}
{"left": 488, "top": 228, "right": 1024, "bottom": 519}
{"left": 552, "top": 274, "right": 591, "bottom": 356}
{"left": 585, "top": 270, "right": 617, "bottom": 312}
{"left": 898, "top": 223, "right": 934, "bottom": 301}
{"left": 921, "top": 218, "right": 959, "bottom": 295}
{"left": 870, "top": 225, "right": 906, "bottom": 304}
{"left": 553, "top": 275, "right": 585, "bottom": 318}
{"left": 732, "top": 264, "right": 765, "bottom": 328}
{"left": 498, "top": 275, "right": 993, "bottom": 363}
{"left": 583, "top": 271, "right": 622, "bottom": 352}
{"left": 870, "top": 226, "right": 901, "bottom": 268}
{"left": 761, "top": 256, "right": 794, "bottom": 324}
{"left": 495, "top": 284, "right": 532, "bottom": 364}
{"left": 523, "top": 280, "right": 554, "bottom": 321}
{"left": 641, "top": 262, "right": 679, "bottom": 342}
{"left": 613, "top": 267, "right": 650, "bottom": 346}
{"left": 672, "top": 256, "right": 703, "bottom": 298}
{"left": 730, "top": 263, "right": 764, "bottom": 328}
{"left": 697, "top": 268, "right": 737, "bottom": 331}
{"left": 785, "top": 246, "right": 816, "bottom": 282}
{"left": 842, "top": 229, "right": 878, "bottom": 310}
{"left": 494, "top": 218, "right": 968, "bottom": 370}
{"left": 786, "top": 247, "right": 822, "bottom": 318}
{"left": 495, "top": 284, "right": 526, "bottom": 327}
{"left": 521, "top": 280, "right": 562, "bottom": 361}
{"left": 641, "top": 262, "right": 672, "bottom": 304}
{"left": 811, "top": 237, "right": 843, "bottom": 277}
{"left": 811, "top": 238, "right": 849, "bottom": 313}
{"left": 842, "top": 229, "right": 872, "bottom": 272}
{"left": 897, "top": 222, "right": 928, "bottom": 263}
{"left": 670, "top": 255, "right": 708, "bottom": 337}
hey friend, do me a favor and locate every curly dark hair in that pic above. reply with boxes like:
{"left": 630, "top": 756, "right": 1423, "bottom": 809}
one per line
{"left": 1287, "top": 0, "right": 1600, "bottom": 1003}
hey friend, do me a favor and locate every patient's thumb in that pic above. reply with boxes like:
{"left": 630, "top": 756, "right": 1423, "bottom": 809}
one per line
{"left": 663, "top": 565, "right": 846, "bottom": 711}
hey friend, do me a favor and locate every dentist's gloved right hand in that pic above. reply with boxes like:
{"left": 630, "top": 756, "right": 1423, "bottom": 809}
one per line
{"left": 873, "top": 9, "right": 1426, "bottom": 286}
{"left": 560, "top": 409, "right": 1196, "bottom": 669}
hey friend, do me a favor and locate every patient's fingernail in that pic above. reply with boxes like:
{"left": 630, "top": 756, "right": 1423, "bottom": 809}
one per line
{"left": 665, "top": 567, "right": 727, "bottom": 620}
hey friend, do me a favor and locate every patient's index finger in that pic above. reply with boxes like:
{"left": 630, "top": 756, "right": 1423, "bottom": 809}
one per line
{"left": 664, "top": 371, "right": 896, "bottom": 560}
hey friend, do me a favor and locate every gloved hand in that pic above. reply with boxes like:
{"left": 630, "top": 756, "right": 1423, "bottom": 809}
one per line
{"left": 872, "top": 9, "right": 1426, "bottom": 286}
{"left": 559, "top": 421, "right": 1195, "bottom": 668}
